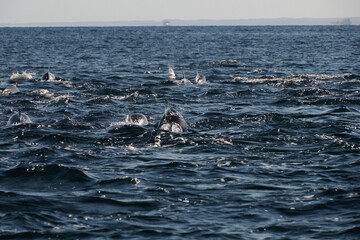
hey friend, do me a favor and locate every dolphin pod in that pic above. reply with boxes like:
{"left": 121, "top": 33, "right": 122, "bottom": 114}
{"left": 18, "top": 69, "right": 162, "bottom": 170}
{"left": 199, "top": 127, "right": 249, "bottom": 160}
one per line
{"left": 168, "top": 67, "right": 208, "bottom": 85}
{"left": 4, "top": 68, "right": 191, "bottom": 133}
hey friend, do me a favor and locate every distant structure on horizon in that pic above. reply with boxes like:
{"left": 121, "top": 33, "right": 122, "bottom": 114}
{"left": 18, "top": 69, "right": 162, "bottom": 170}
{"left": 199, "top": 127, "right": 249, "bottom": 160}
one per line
{"left": 2, "top": 17, "right": 359, "bottom": 27}
{"left": 331, "top": 18, "right": 352, "bottom": 25}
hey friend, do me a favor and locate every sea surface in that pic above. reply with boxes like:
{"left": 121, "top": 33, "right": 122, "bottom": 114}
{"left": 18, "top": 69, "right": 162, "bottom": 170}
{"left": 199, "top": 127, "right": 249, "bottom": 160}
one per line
{"left": 0, "top": 26, "right": 359, "bottom": 239}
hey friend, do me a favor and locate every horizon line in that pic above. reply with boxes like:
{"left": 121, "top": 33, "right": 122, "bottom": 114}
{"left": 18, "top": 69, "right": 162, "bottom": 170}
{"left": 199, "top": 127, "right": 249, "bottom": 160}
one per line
{"left": 1, "top": 17, "right": 359, "bottom": 27}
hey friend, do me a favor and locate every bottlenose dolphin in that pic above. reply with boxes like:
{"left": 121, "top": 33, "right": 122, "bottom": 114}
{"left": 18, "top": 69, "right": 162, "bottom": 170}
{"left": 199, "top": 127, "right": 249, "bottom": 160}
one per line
{"left": 177, "top": 72, "right": 192, "bottom": 85}
{"left": 168, "top": 67, "right": 177, "bottom": 79}
{"left": 42, "top": 68, "right": 56, "bottom": 80}
{"left": 158, "top": 104, "right": 189, "bottom": 133}
{"left": 125, "top": 110, "right": 148, "bottom": 126}
{"left": 195, "top": 72, "right": 207, "bottom": 84}
{"left": 7, "top": 110, "right": 32, "bottom": 126}
{"left": 2, "top": 80, "right": 19, "bottom": 95}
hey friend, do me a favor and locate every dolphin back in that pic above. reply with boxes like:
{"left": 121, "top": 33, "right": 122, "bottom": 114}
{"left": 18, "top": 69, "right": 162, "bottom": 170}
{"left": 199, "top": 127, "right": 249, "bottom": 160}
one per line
{"left": 7, "top": 111, "right": 32, "bottom": 126}
{"left": 42, "top": 69, "right": 55, "bottom": 80}
{"left": 158, "top": 107, "right": 188, "bottom": 132}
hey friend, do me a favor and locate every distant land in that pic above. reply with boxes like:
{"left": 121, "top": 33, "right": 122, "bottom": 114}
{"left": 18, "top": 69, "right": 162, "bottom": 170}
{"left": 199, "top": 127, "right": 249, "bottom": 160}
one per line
{"left": 1, "top": 17, "right": 359, "bottom": 27}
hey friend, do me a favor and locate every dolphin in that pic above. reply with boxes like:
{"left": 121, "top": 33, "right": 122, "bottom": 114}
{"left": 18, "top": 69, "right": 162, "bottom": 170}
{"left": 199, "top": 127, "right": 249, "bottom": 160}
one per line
{"left": 7, "top": 110, "right": 32, "bottom": 126}
{"left": 195, "top": 72, "right": 207, "bottom": 84}
{"left": 168, "top": 67, "right": 177, "bottom": 79}
{"left": 42, "top": 68, "right": 56, "bottom": 80}
{"left": 2, "top": 80, "right": 19, "bottom": 95}
{"left": 158, "top": 104, "right": 189, "bottom": 133}
{"left": 125, "top": 110, "right": 148, "bottom": 126}
{"left": 177, "top": 72, "right": 192, "bottom": 85}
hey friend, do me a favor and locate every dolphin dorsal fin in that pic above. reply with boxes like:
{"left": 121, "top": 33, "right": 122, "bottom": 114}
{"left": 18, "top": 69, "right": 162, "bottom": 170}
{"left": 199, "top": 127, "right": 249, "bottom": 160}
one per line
{"left": 195, "top": 72, "right": 200, "bottom": 82}
{"left": 165, "top": 100, "right": 171, "bottom": 112}
{"left": 126, "top": 108, "right": 132, "bottom": 123}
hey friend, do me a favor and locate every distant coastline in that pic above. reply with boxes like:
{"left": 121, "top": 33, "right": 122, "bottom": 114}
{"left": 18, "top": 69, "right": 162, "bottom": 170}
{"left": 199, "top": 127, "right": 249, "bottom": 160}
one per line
{"left": 1, "top": 17, "right": 359, "bottom": 27}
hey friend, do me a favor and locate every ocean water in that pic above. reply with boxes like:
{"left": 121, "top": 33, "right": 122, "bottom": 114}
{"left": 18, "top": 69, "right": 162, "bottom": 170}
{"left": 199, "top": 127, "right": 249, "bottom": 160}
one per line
{"left": 0, "top": 26, "right": 359, "bottom": 239}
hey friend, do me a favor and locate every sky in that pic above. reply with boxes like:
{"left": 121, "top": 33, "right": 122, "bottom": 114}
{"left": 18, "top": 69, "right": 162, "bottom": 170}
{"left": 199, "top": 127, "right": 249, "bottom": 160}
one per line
{"left": 0, "top": 0, "right": 359, "bottom": 24}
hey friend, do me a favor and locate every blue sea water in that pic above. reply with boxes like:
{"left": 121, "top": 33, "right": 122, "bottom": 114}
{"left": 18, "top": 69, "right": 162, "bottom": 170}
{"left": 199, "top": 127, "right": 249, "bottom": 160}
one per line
{"left": 0, "top": 26, "right": 359, "bottom": 239}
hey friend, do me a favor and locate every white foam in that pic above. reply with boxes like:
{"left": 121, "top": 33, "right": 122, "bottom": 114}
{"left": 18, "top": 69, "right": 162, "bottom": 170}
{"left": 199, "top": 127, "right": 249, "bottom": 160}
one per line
{"left": 230, "top": 73, "right": 354, "bottom": 87}
{"left": 211, "top": 136, "right": 233, "bottom": 145}
{"left": 10, "top": 71, "right": 35, "bottom": 80}
{"left": 41, "top": 78, "right": 73, "bottom": 88}
{"left": 31, "top": 89, "right": 54, "bottom": 98}
{"left": 51, "top": 94, "right": 73, "bottom": 103}
{"left": 109, "top": 121, "right": 127, "bottom": 127}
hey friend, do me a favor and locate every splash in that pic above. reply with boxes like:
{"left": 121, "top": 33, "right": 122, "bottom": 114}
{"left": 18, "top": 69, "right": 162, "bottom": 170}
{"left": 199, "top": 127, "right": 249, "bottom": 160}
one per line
{"left": 10, "top": 71, "right": 35, "bottom": 80}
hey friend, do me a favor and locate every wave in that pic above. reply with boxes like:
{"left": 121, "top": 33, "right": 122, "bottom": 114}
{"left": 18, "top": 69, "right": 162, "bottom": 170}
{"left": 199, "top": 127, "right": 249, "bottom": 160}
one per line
{"left": 1, "top": 164, "right": 93, "bottom": 186}
{"left": 52, "top": 117, "right": 93, "bottom": 131}
{"left": 79, "top": 196, "right": 160, "bottom": 211}
{"left": 0, "top": 26, "right": 358, "bottom": 240}
{"left": 98, "top": 176, "right": 140, "bottom": 186}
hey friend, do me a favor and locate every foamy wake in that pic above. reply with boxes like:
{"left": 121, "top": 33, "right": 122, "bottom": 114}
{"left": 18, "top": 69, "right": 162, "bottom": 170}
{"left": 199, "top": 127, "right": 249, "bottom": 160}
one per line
{"left": 50, "top": 94, "right": 74, "bottom": 103}
{"left": 109, "top": 121, "right": 127, "bottom": 127}
{"left": 31, "top": 89, "right": 54, "bottom": 98}
{"left": 10, "top": 71, "right": 35, "bottom": 81}
{"left": 230, "top": 73, "right": 355, "bottom": 86}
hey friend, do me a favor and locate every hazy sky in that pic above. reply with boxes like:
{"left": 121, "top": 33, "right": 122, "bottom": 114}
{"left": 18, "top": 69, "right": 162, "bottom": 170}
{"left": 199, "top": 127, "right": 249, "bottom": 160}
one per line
{"left": 0, "top": 0, "right": 359, "bottom": 24}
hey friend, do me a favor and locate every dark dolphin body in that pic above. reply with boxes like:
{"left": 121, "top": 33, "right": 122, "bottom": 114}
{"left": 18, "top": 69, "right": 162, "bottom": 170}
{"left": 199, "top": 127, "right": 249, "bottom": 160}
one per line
{"left": 7, "top": 111, "right": 32, "bottom": 126}
{"left": 42, "top": 70, "right": 56, "bottom": 80}
{"left": 125, "top": 110, "right": 148, "bottom": 126}
{"left": 158, "top": 106, "right": 189, "bottom": 133}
